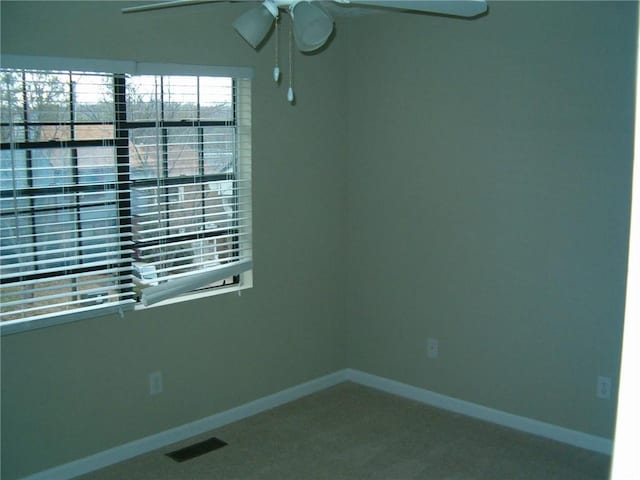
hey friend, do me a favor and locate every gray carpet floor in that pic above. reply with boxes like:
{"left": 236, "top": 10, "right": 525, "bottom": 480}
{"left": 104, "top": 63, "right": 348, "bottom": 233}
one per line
{"left": 78, "top": 382, "right": 610, "bottom": 479}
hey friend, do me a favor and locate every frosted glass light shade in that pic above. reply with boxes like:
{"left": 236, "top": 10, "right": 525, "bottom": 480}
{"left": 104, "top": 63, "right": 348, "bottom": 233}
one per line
{"left": 291, "top": 2, "right": 334, "bottom": 52}
{"left": 233, "top": 5, "right": 276, "bottom": 49}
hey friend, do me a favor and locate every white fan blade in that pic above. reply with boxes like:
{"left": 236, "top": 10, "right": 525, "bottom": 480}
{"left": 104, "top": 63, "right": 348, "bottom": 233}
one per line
{"left": 122, "top": 0, "right": 229, "bottom": 14}
{"left": 345, "top": 0, "right": 487, "bottom": 18}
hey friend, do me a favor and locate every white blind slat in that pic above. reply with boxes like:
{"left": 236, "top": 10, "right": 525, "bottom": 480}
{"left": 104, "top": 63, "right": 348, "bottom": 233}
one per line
{"left": 3, "top": 268, "right": 133, "bottom": 289}
{"left": 138, "top": 232, "right": 250, "bottom": 254}
{"left": 145, "top": 247, "right": 250, "bottom": 274}
{"left": 2, "top": 239, "right": 132, "bottom": 260}
{"left": 1, "top": 255, "right": 134, "bottom": 281}
{"left": 141, "top": 259, "right": 252, "bottom": 306}
{"left": 2, "top": 282, "right": 136, "bottom": 309}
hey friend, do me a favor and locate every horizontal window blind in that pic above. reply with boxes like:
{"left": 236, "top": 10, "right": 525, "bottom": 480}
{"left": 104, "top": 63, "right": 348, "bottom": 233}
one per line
{"left": 1, "top": 63, "right": 252, "bottom": 332}
{"left": 127, "top": 75, "right": 253, "bottom": 306}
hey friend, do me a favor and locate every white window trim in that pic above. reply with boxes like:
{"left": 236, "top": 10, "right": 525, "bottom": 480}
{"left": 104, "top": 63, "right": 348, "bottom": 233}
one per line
{"left": 0, "top": 55, "right": 254, "bottom": 79}
{"left": 0, "top": 57, "right": 254, "bottom": 336}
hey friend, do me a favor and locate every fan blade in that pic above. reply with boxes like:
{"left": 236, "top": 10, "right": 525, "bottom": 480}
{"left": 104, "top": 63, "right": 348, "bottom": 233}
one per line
{"left": 345, "top": 0, "right": 487, "bottom": 18}
{"left": 122, "top": 0, "right": 229, "bottom": 14}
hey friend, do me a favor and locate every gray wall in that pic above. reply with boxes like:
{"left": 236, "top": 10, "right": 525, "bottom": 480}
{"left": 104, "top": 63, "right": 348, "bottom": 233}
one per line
{"left": 1, "top": 1, "right": 636, "bottom": 479}
{"left": 0, "top": 2, "right": 348, "bottom": 479}
{"left": 345, "top": 1, "right": 635, "bottom": 439}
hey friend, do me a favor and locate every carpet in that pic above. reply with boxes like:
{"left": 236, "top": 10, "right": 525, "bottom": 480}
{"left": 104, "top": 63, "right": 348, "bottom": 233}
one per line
{"left": 78, "top": 382, "right": 610, "bottom": 479}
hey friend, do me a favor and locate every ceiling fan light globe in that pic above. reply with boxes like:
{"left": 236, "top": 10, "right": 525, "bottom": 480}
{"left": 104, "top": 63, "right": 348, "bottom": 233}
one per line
{"left": 291, "top": 1, "right": 334, "bottom": 52}
{"left": 232, "top": 4, "right": 276, "bottom": 49}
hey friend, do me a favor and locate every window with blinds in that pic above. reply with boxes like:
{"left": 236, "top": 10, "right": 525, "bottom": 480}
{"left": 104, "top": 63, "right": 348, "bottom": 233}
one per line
{"left": 1, "top": 63, "right": 252, "bottom": 333}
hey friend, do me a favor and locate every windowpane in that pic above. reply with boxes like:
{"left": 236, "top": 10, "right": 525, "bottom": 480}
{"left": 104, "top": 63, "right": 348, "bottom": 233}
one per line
{"left": 130, "top": 128, "right": 160, "bottom": 179}
{"left": 75, "top": 124, "right": 113, "bottom": 141}
{"left": 0, "top": 203, "right": 33, "bottom": 278}
{"left": 25, "top": 72, "right": 70, "bottom": 141}
{"left": 78, "top": 192, "right": 121, "bottom": 259}
{"left": 79, "top": 199, "right": 119, "bottom": 257}
{"left": 0, "top": 71, "right": 24, "bottom": 124}
{"left": 33, "top": 196, "right": 75, "bottom": 225}
{"left": 0, "top": 150, "right": 28, "bottom": 190}
{"left": 167, "top": 127, "right": 199, "bottom": 177}
{"left": 1, "top": 125, "right": 26, "bottom": 143}
{"left": 162, "top": 76, "right": 198, "bottom": 121}
{"left": 167, "top": 184, "right": 203, "bottom": 234}
{"left": 0, "top": 273, "right": 123, "bottom": 322}
{"left": 77, "top": 146, "right": 116, "bottom": 184}
{"left": 31, "top": 148, "right": 73, "bottom": 187}
{"left": 34, "top": 207, "right": 77, "bottom": 269}
{"left": 199, "top": 77, "right": 233, "bottom": 121}
{"left": 37, "top": 124, "right": 72, "bottom": 142}
{"left": 75, "top": 274, "right": 122, "bottom": 306}
{"left": 126, "top": 75, "right": 159, "bottom": 122}
{"left": 131, "top": 181, "right": 238, "bottom": 281}
{"left": 1, "top": 66, "right": 251, "bottom": 328}
{"left": 0, "top": 277, "right": 75, "bottom": 321}
{"left": 0, "top": 71, "right": 25, "bottom": 143}
{"left": 131, "top": 185, "right": 157, "bottom": 219}
{"left": 72, "top": 73, "right": 114, "bottom": 123}
{"left": 203, "top": 127, "right": 235, "bottom": 174}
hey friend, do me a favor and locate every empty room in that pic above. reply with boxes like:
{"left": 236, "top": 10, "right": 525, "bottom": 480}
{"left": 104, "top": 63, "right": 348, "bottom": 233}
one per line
{"left": 1, "top": 1, "right": 638, "bottom": 479}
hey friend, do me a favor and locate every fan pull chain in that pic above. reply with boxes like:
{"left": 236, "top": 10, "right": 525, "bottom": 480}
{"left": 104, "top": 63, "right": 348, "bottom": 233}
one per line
{"left": 287, "top": 20, "right": 295, "bottom": 103}
{"left": 273, "top": 16, "right": 280, "bottom": 83}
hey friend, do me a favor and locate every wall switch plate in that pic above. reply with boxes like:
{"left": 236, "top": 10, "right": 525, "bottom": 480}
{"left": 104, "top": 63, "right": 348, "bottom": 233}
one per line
{"left": 596, "top": 376, "right": 611, "bottom": 400}
{"left": 427, "top": 337, "right": 439, "bottom": 359}
{"left": 149, "top": 371, "right": 163, "bottom": 396}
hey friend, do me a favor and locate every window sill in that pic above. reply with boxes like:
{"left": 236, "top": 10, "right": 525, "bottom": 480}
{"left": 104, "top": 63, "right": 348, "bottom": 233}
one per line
{"left": 1, "top": 273, "right": 252, "bottom": 335}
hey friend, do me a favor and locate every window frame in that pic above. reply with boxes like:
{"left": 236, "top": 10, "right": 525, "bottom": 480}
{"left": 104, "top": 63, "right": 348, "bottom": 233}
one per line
{"left": 0, "top": 57, "right": 253, "bottom": 335}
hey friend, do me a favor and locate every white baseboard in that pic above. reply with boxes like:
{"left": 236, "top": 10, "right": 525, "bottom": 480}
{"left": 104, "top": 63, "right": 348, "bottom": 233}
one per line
{"left": 21, "top": 368, "right": 612, "bottom": 480}
{"left": 21, "top": 370, "right": 348, "bottom": 480}
{"left": 344, "top": 369, "right": 613, "bottom": 455}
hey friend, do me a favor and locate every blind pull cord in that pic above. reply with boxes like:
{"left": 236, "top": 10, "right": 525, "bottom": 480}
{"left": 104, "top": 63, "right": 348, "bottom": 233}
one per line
{"left": 287, "top": 20, "right": 295, "bottom": 104}
{"left": 6, "top": 75, "right": 20, "bottom": 240}
{"left": 274, "top": 16, "right": 281, "bottom": 83}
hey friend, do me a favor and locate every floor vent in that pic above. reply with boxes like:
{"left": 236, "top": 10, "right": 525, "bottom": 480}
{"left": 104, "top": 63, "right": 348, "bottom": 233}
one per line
{"left": 166, "top": 437, "right": 228, "bottom": 462}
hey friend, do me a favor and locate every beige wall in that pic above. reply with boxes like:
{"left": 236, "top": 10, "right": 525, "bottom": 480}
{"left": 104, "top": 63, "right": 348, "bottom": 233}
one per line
{"left": 345, "top": 1, "right": 635, "bottom": 439}
{"left": 1, "top": 1, "right": 637, "bottom": 479}
{"left": 0, "top": 2, "right": 348, "bottom": 479}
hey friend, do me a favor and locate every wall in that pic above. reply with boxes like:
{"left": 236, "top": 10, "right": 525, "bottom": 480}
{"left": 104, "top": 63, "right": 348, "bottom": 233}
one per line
{"left": 2, "top": 1, "right": 637, "bottom": 478}
{"left": 345, "top": 1, "right": 635, "bottom": 438}
{"left": 0, "top": 2, "right": 348, "bottom": 479}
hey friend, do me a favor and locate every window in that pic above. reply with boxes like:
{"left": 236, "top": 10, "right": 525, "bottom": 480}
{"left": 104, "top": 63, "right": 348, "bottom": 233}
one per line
{"left": 1, "top": 59, "right": 252, "bottom": 333}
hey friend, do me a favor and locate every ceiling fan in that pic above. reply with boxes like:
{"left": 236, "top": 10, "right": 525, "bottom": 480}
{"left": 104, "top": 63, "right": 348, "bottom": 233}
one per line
{"left": 122, "top": 0, "right": 488, "bottom": 102}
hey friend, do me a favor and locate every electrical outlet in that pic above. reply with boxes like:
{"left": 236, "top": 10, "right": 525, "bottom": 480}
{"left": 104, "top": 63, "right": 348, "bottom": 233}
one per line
{"left": 427, "top": 337, "right": 439, "bottom": 359}
{"left": 149, "top": 371, "right": 163, "bottom": 396}
{"left": 596, "top": 376, "right": 611, "bottom": 400}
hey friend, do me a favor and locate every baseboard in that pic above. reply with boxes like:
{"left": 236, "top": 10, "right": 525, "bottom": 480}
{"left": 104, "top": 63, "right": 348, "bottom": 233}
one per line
{"left": 344, "top": 369, "right": 613, "bottom": 455}
{"left": 21, "top": 367, "right": 612, "bottom": 479}
{"left": 20, "top": 370, "right": 349, "bottom": 480}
